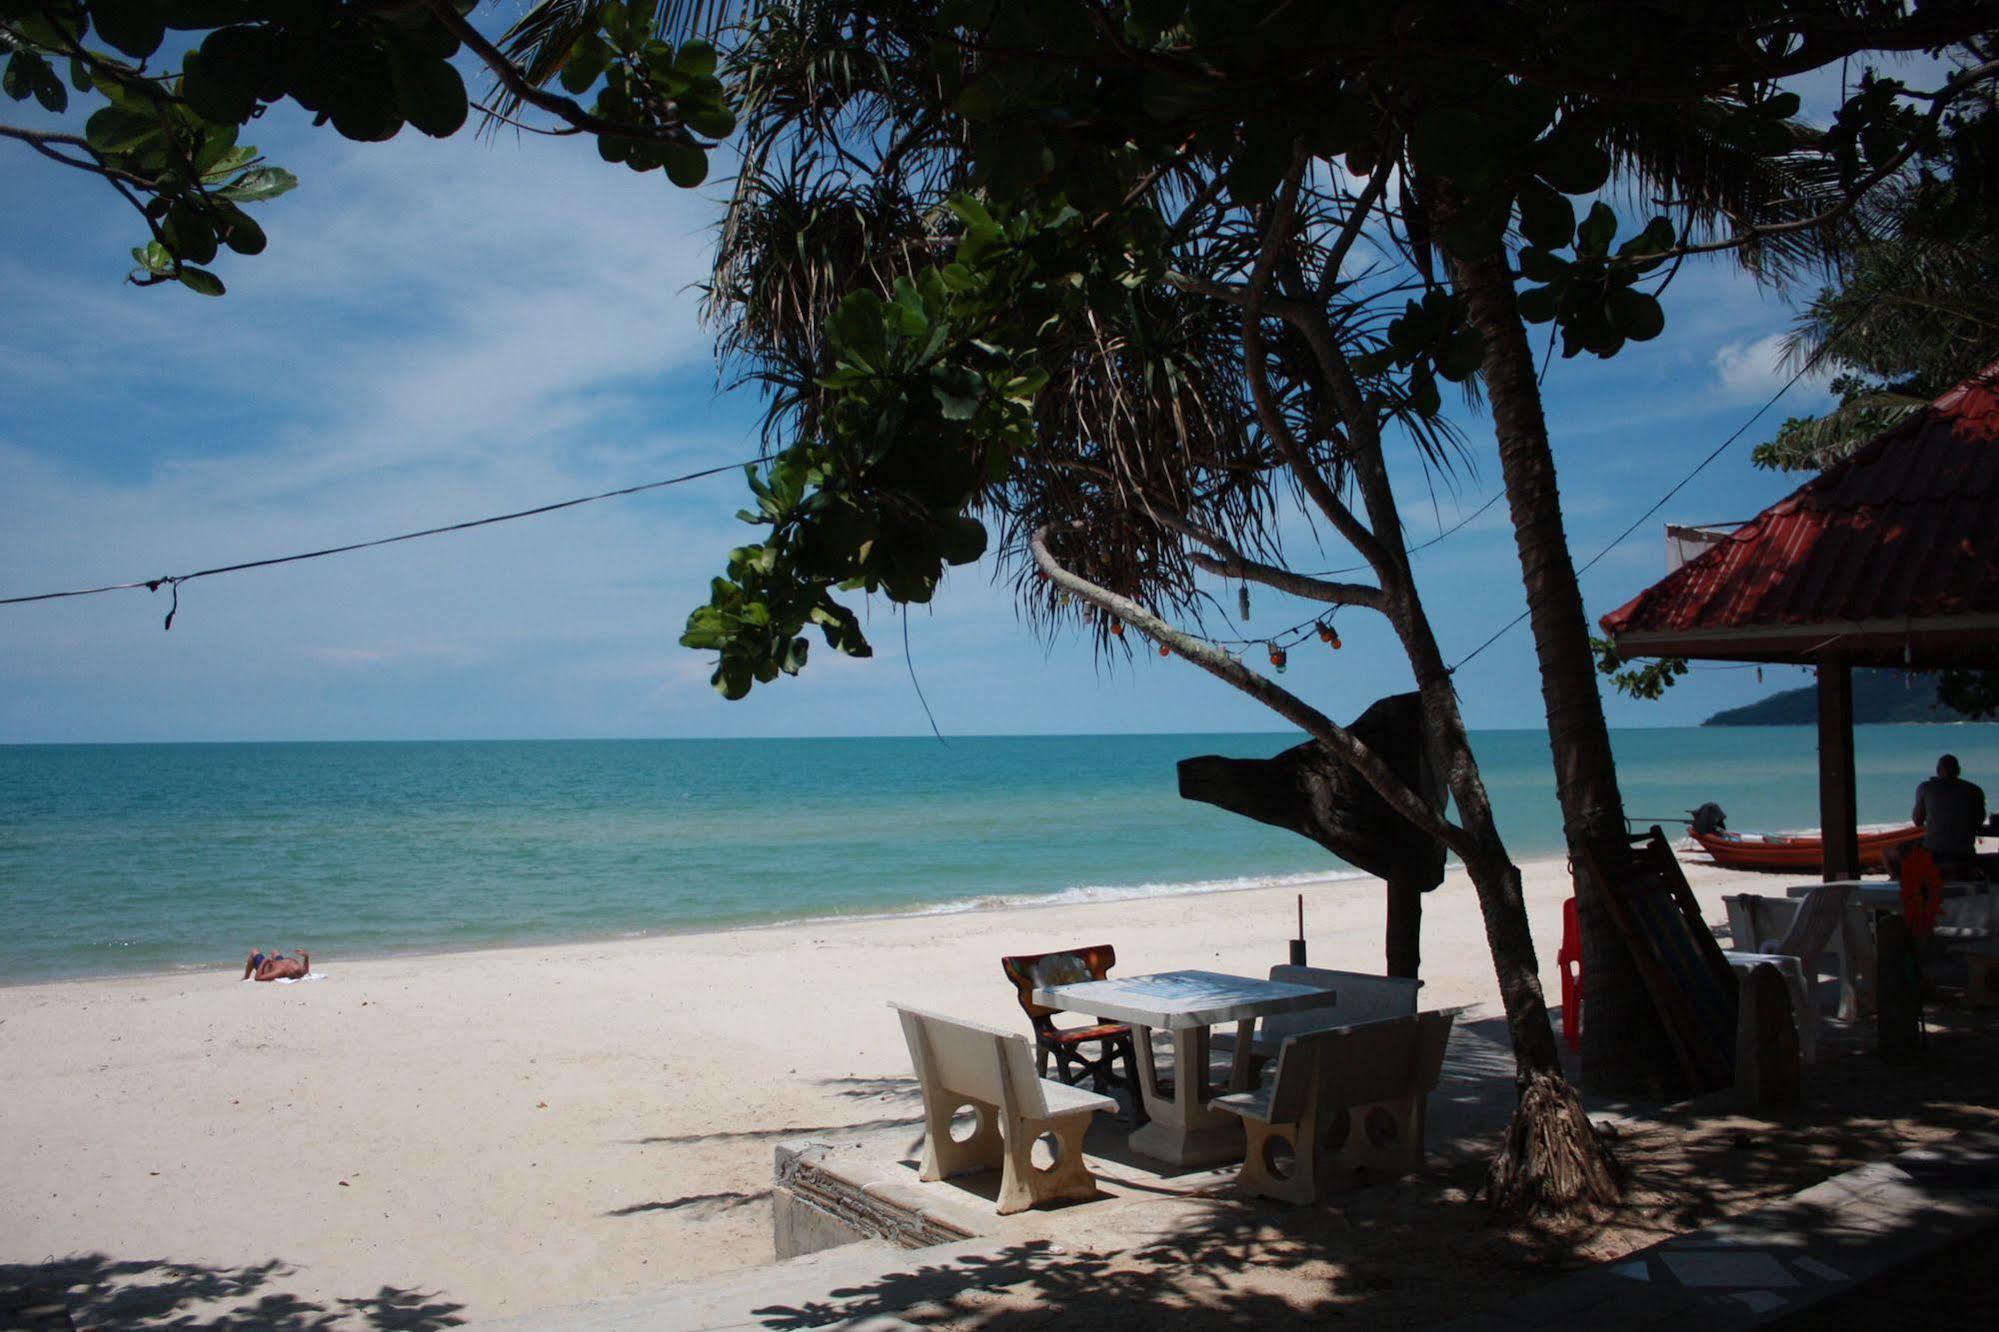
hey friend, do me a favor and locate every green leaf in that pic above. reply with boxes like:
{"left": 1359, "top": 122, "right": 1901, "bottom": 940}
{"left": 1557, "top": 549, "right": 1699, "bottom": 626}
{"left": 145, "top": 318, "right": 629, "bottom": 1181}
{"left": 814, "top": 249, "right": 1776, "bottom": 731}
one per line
{"left": 130, "top": 241, "right": 173, "bottom": 274}
{"left": 953, "top": 74, "right": 1009, "bottom": 121}
{"left": 1407, "top": 107, "right": 1492, "bottom": 186}
{"left": 1515, "top": 178, "right": 1574, "bottom": 250}
{"left": 1576, "top": 201, "right": 1617, "bottom": 254}
{"left": 176, "top": 266, "right": 226, "bottom": 297}
{"left": 3, "top": 52, "right": 34, "bottom": 103}
{"left": 86, "top": 105, "right": 161, "bottom": 154}
{"left": 661, "top": 142, "right": 708, "bottom": 187}
{"left": 220, "top": 210, "right": 266, "bottom": 256}
{"left": 1534, "top": 121, "right": 1610, "bottom": 195}
{"left": 1516, "top": 246, "right": 1566, "bottom": 283}
{"left": 181, "top": 47, "right": 256, "bottom": 126}
{"left": 90, "top": 0, "right": 165, "bottom": 59}
{"left": 781, "top": 636, "right": 809, "bottom": 675}
{"left": 681, "top": 98, "right": 735, "bottom": 139}
{"left": 214, "top": 166, "right": 297, "bottom": 203}
{"left": 1760, "top": 91, "right": 1802, "bottom": 120}
{"left": 1608, "top": 286, "right": 1664, "bottom": 341}
{"left": 390, "top": 52, "right": 468, "bottom": 139}
{"left": 1516, "top": 284, "right": 1557, "bottom": 324}
{"left": 712, "top": 659, "right": 752, "bottom": 700}
{"left": 1227, "top": 116, "right": 1291, "bottom": 206}
{"left": 559, "top": 36, "right": 610, "bottom": 94}
{"left": 192, "top": 126, "right": 242, "bottom": 176}
{"left": 675, "top": 40, "right": 717, "bottom": 78}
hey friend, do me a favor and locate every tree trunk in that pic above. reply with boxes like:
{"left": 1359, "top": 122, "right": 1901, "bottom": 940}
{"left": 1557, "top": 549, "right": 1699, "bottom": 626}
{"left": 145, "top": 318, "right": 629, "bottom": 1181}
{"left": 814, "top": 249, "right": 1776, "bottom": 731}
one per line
{"left": 1385, "top": 873, "right": 1423, "bottom": 978}
{"left": 1347, "top": 451, "right": 1621, "bottom": 1213}
{"left": 1451, "top": 242, "right": 1677, "bottom": 1094}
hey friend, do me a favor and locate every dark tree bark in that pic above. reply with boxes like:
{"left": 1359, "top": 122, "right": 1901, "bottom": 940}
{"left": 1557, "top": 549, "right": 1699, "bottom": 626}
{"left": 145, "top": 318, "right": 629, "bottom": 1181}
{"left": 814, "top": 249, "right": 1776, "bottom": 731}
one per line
{"left": 1450, "top": 241, "right": 1678, "bottom": 1093}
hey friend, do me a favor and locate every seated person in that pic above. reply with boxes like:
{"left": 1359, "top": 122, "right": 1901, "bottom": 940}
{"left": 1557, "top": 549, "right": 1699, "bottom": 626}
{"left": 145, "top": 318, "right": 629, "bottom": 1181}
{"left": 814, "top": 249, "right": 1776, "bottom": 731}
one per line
{"left": 243, "top": 948, "right": 310, "bottom": 981}
{"left": 1913, "top": 754, "right": 1989, "bottom": 878}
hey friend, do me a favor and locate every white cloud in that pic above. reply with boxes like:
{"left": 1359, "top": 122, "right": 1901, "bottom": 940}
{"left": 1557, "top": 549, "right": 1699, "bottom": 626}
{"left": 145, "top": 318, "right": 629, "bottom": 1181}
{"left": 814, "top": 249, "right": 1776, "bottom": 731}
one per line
{"left": 1711, "top": 332, "right": 1820, "bottom": 400}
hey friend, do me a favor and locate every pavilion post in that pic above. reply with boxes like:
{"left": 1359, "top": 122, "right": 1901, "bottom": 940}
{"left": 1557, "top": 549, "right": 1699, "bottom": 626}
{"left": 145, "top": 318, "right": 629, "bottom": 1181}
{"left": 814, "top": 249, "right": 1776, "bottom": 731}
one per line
{"left": 1816, "top": 653, "right": 1859, "bottom": 882}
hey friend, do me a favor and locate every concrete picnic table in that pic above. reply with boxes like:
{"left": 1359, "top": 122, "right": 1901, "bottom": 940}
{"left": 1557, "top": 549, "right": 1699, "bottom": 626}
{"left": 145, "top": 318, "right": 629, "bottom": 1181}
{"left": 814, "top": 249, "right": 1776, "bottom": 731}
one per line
{"left": 1030, "top": 968, "right": 1342, "bottom": 1166}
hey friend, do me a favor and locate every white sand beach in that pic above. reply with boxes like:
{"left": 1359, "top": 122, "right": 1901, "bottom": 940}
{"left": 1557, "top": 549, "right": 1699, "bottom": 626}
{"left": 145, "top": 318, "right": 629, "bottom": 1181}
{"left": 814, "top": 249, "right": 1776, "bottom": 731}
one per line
{"left": 0, "top": 854, "right": 1763, "bottom": 1326}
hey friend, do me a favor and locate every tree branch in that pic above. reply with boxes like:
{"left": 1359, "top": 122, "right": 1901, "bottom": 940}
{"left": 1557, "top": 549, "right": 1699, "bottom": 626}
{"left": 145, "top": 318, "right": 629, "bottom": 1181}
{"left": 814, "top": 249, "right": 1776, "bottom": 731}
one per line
{"left": 1318, "top": 144, "right": 1397, "bottom": 296}
{"left": 0, "top": 123, "right": 154, "bottom": 188}
{"left": 427, "top": 0, "right": 703, "bottom": 145}
{"left": 1621, "top": 59, "right": 1999, "bottom": 267}
{"left": 1138, "top": 503, "right": 1387, "bottom": 609}
{"left": 1032, "top": 522, "right": 1471, "bottom": 857}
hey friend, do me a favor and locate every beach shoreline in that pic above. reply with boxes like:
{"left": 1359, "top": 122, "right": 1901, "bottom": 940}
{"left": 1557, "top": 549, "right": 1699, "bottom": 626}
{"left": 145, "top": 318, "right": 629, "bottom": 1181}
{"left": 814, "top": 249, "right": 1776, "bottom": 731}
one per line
{"left": 0, "top": 851, "right": 1762, "bottom": 1327}
{"left": 0, "top": 865, "right": 1377, "bottom": 992}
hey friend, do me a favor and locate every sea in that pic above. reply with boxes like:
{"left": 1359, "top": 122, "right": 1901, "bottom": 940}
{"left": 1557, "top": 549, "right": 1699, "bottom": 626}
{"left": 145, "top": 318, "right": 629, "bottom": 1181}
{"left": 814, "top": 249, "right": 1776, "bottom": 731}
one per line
{"left": 4, "top": 725, "right": 1997, "bottom": 984}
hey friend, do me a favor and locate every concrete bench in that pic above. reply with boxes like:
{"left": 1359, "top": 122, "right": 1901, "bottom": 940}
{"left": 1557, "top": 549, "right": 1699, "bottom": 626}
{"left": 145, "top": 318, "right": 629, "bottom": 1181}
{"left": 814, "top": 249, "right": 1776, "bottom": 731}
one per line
{"left": 891, "top": 1002, "right": 1116, "bottom": 1215}
{"left": 1251, "top": 965, "right": 1423, "bottom": 1058}
{"left": 1213, "top": 1011, "right": 1453, "bottom": 1205}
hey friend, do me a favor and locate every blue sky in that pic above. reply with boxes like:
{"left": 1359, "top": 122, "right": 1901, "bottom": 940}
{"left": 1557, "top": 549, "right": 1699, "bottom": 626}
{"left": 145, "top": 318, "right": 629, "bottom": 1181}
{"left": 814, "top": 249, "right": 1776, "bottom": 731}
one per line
{"left": 0, "top": 47, "right": 1858, "bottom": 744}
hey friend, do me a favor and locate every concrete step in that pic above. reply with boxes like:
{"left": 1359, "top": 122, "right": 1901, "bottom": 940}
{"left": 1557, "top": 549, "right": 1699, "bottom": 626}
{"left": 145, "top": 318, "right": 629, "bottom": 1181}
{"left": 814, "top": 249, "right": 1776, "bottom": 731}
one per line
{"left": 467, "top": 1235, "right": 1001, "bottom": 1331}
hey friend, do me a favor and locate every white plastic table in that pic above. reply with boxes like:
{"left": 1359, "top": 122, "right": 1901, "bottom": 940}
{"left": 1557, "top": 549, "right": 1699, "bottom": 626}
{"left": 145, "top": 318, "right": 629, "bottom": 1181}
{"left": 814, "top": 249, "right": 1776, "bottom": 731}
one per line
{"left": 1031, "top": 969, "right": 1342, "bottom": 1165}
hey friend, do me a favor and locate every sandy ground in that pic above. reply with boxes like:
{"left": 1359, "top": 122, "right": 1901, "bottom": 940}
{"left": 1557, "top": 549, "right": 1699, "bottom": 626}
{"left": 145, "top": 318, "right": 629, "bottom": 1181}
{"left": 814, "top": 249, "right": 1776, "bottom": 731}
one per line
{"left": 0, "top": 852, "right": 1765, "bottom": 1327}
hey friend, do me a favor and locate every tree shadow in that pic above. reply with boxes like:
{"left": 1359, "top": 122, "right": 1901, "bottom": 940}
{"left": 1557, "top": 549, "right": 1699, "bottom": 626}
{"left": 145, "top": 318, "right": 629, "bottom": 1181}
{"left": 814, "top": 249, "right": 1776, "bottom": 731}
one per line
{"left": 743, "top": 1006, "right": 1999, "bottom": 1328}
{"left": 632, "top": 1112, "right": 924, "bottom": 1146}
{"left": 0, "top": 1255, "right": 465, "bottom": 1331}
{"left": 604, "top": 1189, "right": 771, "bottom": 1219}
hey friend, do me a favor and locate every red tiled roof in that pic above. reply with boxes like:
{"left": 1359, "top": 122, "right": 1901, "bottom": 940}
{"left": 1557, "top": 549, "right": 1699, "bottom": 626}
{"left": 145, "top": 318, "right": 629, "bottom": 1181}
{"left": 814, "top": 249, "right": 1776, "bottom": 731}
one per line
{"left": 1600, "top": 366, "right": 1999, "bottom": 661}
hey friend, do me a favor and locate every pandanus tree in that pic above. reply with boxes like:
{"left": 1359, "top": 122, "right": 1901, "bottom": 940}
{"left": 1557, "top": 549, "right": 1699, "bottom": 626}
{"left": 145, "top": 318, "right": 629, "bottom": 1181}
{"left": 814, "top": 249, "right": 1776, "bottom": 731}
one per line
{"left": 679, "top": 0, "right": 1638, "bottom": 1210}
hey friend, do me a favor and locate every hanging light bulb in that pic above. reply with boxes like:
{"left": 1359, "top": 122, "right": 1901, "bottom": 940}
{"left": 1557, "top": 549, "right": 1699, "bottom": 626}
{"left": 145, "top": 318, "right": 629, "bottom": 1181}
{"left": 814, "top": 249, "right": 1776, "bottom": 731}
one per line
{"left": 1158, "top": 643, "right": 1170, "bottom": 658}
{"left": 1269, "top": 643, "right": 1287, "bottom": 673}
{"left": 1110, "top": 619, "right": 1125, "bottom": 637}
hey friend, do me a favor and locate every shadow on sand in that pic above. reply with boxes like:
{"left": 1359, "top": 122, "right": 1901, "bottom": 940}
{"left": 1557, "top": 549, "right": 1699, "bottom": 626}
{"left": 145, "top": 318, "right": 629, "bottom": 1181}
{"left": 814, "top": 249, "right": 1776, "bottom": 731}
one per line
{"left": 741, "top": 1009, "right": 1999, "bottom": 1329}
{"left": 0, "top": 1254, "right": 465, "bottom": 1331}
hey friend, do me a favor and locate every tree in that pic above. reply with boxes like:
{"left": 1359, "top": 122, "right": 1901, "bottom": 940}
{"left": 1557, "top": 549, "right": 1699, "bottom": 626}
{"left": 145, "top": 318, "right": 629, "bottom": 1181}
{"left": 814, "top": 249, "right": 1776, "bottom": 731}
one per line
{"left": 1755, "top": 71, "right": 1999, "bottom": 473}
{"left": 0, "top": 1, "right": 733, "bottom": 293}
{"left": 682, "top": 2, "right": 1999, "bottom": 1202}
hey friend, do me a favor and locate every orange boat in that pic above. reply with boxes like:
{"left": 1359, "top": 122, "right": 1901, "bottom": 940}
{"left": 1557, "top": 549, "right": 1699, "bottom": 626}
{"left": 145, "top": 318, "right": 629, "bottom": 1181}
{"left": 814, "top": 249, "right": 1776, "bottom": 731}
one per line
{"left": 1689, "top": 825, "right": 1920, "bottom": 873}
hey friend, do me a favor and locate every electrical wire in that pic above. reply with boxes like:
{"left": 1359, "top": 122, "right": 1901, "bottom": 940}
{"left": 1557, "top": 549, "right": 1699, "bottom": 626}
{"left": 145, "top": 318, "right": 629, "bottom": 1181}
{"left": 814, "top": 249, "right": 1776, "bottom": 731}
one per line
{"left": 0, "top": 458, "right": 754, "bottom": 615}
{"left": 1446, "top": 351, "right": 1823, "bottom": 674}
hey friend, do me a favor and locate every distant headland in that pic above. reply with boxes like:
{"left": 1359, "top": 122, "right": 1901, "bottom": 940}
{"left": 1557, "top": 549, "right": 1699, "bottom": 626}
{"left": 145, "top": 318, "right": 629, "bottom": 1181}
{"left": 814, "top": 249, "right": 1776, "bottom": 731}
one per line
{"left": 1703, "top": 669, "right": 1955, "bottom": 726}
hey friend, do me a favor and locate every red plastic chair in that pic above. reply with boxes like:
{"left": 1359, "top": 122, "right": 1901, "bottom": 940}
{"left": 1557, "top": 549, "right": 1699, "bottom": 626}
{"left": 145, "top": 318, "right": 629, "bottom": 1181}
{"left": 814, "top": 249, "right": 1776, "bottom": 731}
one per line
{"left": 1558, "top": 897, "right": 1583, "bottom": 1053}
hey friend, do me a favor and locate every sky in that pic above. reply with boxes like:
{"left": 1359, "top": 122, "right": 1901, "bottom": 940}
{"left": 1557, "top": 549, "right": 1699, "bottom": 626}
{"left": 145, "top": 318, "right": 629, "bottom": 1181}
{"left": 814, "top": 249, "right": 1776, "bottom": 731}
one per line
{"left": 0, "top": 35, "right": 1879, "bottom": 745}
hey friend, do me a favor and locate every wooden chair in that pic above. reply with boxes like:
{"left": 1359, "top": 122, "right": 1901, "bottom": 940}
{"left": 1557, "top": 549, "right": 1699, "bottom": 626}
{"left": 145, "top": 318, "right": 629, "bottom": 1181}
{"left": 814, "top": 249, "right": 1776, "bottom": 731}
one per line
{"left": 1212, "top": 1011, "right": 1454, "bottom": 1205}
{"left": 1000, "top": 945, "right": 1146, "bottom": 1122}
{"left": 891, "top": 1002, "right": 1116, "bottom": 1215}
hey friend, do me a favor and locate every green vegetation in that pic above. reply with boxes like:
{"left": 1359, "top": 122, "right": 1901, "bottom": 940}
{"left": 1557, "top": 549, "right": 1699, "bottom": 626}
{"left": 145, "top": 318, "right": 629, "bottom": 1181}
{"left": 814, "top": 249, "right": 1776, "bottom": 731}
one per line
{"left": 1704, "top": 669, "right": 1953, "bottom": 725}
{"left": 0, "top": 0, "right": 729, "bottom": 293}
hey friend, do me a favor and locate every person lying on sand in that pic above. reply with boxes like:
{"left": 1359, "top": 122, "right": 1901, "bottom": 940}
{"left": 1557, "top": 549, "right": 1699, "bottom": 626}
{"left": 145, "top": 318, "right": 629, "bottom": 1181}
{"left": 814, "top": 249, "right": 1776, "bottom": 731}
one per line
{"left": 243, "top": 948, "right": 310, "bottom": 981}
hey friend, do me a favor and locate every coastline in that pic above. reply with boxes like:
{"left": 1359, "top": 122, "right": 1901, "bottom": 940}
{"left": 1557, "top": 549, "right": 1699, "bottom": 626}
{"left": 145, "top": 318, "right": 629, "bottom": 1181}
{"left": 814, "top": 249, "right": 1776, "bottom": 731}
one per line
{"left": 0, "top": 851, "right": 1767, "bottom": 1327}
{"left": 0, "top": 865, "right": 1377, "bottom": 990}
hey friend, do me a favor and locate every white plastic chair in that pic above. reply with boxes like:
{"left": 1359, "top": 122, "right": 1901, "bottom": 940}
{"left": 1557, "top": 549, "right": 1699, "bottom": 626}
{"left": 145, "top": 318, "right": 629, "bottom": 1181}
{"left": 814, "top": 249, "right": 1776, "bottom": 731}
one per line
{"left": 1725, "top": 883, "right": 1853, "bottom": 1062}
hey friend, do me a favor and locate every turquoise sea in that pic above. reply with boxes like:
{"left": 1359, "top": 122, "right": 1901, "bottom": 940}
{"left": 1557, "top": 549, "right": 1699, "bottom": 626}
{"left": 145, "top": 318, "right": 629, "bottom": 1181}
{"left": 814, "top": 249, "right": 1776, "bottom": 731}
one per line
{"left": 4, "top": 726, "right": 1997, "bottom": 983}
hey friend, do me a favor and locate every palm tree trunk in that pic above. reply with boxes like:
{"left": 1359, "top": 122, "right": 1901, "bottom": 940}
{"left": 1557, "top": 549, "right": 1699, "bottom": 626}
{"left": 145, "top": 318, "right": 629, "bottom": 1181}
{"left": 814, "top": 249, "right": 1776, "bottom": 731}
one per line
{"left": 1450, "top": 242, "right": 1677, "bottom": 1093}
